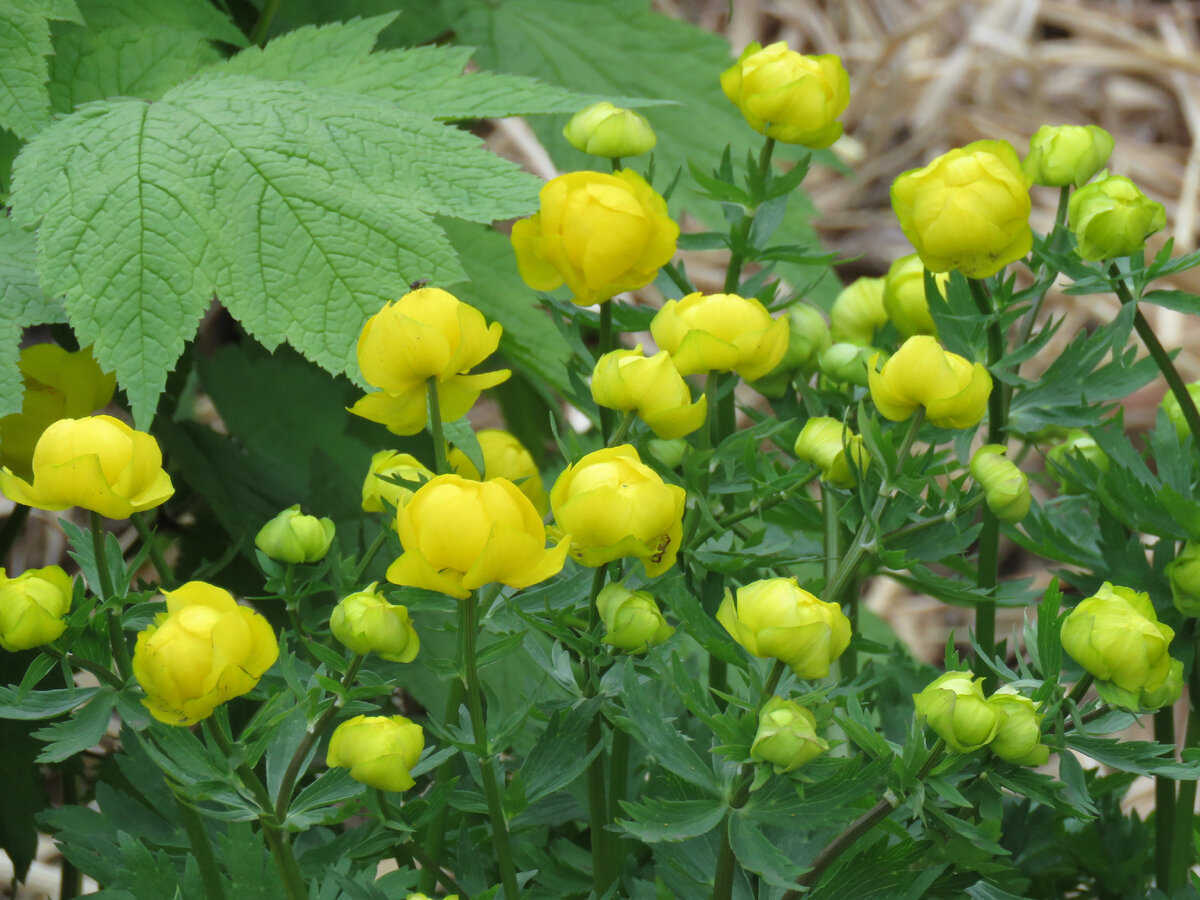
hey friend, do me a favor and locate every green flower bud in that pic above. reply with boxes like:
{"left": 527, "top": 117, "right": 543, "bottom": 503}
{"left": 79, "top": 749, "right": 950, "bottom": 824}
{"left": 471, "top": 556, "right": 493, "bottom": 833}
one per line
{"left": 987, "top": 688, "right": 1048, "bottom": 766}
{"left": 1160, "top": 382, "right": 1200, "bottom": 440}
{"left": 563, "top": 102, "right": 657, "bottom": 158}
{"left": 1045, "top": 429, "right": 1109, "bottom": 494}
{"left": 818, "top": 342, "right": 880, "bottom": 387}
{"left": 830, "top": 277, "right": 887, "bottom": 346}
{"left": 0, "top": 565, "right": 72, "bottom": 652}
{"left": 750, "top": 303, "right": 831, "bottom": 397}
{"left": 1023, "top": 124, "right": 1114, "bottom": 188}
{"left": 646, "top": 437, "right": 688, "bottom": 470}
{"left": 794, "top": 416, "right": 870, "bottom": 488}
{"left": 1138, "top": 658, "right": 1184, "bottom": 710}
{"left": 750, "top": 697, "right": 828, "bottom": 773}
{"left": 883, "top": 254, "right": 948, "bottom": 338}
{"left": 330, "top": 583, "right": 420, "bottom": 663}
{"left": 254, "top": 505, "right": 336, "bottom": 564}
{"left": 913, "top": 671, "right": 999, "bottom": 753}
{"left": 1168, "top": 541, "right": 1200, "bottom": 617}
{"left": 595, "top": 583, "right": 674, "bottom": 653}
{"left": 969, "top": 444, "right": 1031, "bottom": 523}
{"left": 1068, "top": 174, "right": 1166, "bottom": 261}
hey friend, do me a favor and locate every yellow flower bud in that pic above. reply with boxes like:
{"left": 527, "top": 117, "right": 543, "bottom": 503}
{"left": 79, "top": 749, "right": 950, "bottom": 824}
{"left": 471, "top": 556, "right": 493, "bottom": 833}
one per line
{"left": 1060, "top": 582, "right": 1175, "bottom": 709}
{"left": 1045, "top": 429, "right": 1109, "bottom": 495}
{"left": 818, "top": 342, "right": 878, "bottom": 387}
{"left": 1167, "top": 541, "right": 1200, "bottom": 617}
{"left": 794, "top": 417, "right": 869, "bottom": 488}
{"left": 1023, "top": 124, "right": 1114, "bottom": 188}
{"left": 891, "top": 140, "right": 1033, "bottom": 278}
{"left": 650, "top": 292, "right": 789, "bottom": 381}
{"left": 511, "top": 169, "right": 678, "bottom": 307}
{"left": 448, "top": 429, "right": 549, "bottom": 515}
{"left": 750, "top": 302, "right": 831, "bottom": 397}
{"left": 595, "top": 583, "right": 673, "bottom": 653}
{"left": 1161, "top": 382, "right": 1200, "bottom": 439}
{"left": 969, "top": 445, "right": 1030, "bottom": 524}
{"left": 327, "top": 714, "right": 424, "bottom": 792}
{"left": 550, "top": 445, "right": 686, "bottom": 578}
{"left": 132, "top": 582, "right": 279, "bottom": 726}
{"left": 590, "top": 345, "right": 707, "bottom": 440}
{"left": 0, "top": 565, "right": 72, "bottom": 652}
{"left": 330, "top": 583, "right": 419, "bottom": 663}
{"left": 830, "top": 277, "right": 886, "bottom": 346}
{"left": 563, "top": 102, "right": 657, "bottom": 158}
{"left": 388, "top": 475, "right": 568, "bottom": 600}
{"left": 987, "top": 688, "right": 1048, "bottom": 766}
{"left": 868, "top": 335, "right": 991, "bottom": 429}
{"left": 255, "top": 505, "right": 335, "bottom": 564}
{"left": 716, "top": 577, "right": 851, "bottom": 679}
{"left": 0, "top": 415, "right": 174, "bottom": 519}
{"left": 1068, "top": 174, "right": 1166, "bottom": 261}
{"left": 720, "top": 42, "right": 850, "bottom": 149}
{"left": 750, "top": 696, "right": 828, "bottom": 773}
{"left": 361, "top": 451, "right": 434, "bottom": 513}
{"left": 0, "top": 344, "right": 115, "bottom": 479}
{"left": 913, "top": 671, "right": 999, "bottom": 753}
{"left": 883, "top": 254, "right": 948, "bottom": 338}
{"left": 349, "top": 288, "right": 511, "bottom": 436}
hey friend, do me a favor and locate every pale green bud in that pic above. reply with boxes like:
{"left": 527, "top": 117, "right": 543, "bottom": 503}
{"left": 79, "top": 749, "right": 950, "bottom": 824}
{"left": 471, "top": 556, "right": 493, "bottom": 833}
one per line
{"left": 883, "top": 254, "right": 948, "bottom": 338}
{"left": 1167, "top": 541, "right": 1200, "bottom": 617}
{"left": 1160, "top": 382, "right": 1200, "bottom": 439}
{"left": 913, "top": 671, "right": 999, "bottom": 753}
{"left": 563, "top": 102, "right": 657, "bottom": 158}
{"left": 818, "top": 342, "right": 880, "bottom": 387}
{"left": 750, "top": 697, "right": 828, "bottom": 773}
{"left": 830, "top": 277, "right": 886, "bottom": 345}
{"left": 330, "top": 583, "right": 419, "bottom": 663}
{"left": 595, "top": 583, "right": 673, "bottom": 653}
{"left": 1024, "top": 124, "right": 1114, "bottom": 188}
{"left": 254, "top": 505, "right": 335, "bottom": 564}
{"left": 794, "top": 416, "right": 869, "bottom": 488}
{"left": 1068, "top": 174, "right": 1166, "bottom": 261}
{"left": 1046, "top": 429, "right": 1109, "bottom": 494}
{"left": 987, "top": 688, "right": 1048, "bottom": 766}
{"left": 969, "top": 444, "right": 1031, "bottom": 523}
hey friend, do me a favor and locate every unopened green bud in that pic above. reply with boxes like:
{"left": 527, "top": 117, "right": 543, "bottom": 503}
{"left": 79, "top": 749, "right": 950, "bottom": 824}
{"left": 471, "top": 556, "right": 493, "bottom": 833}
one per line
{"left": 913, "top": 671, "right": 999, "bottom": 753}
{"left": 1139, "top": 658, "right": 1184, "bottom": 710}
{"left": 1046, "top": 429, "right": 1108, "bottom": 494}
{"left": 563, "top": 102, "right": 657, "bottom": 158}
{"left": 987, "top": 688, "right": 1048, "bottom": 766}
{"left": 794, "top": 416, "right": 869, "bottom": 488}
{"left": 1024, "top": 124, "right": 1114, "bottom": 188}
{"left": 883, "top": 254, "right": 947, "bottom": 338}
{"left": 330, "top": 583, "right": 420, "bottom": 663}
{"left": 750, "top": 696, "right": 828, "bottom": 773}
{"left": 969, "top": 444, "right": 1030, "bottom": 523}
{"left": 751, "top": 303, "right": 831, "bottom": 396}
{"left": 1160, "top": 382, "right": 1200, "bottom": 440}
{"left": 255, "top": 505, "right": 335, "bottom": 564}
{"left": 818, "top": 342, "right": 880, "bottom": 387}
{"left": 596, "top": 583, "right": 673, "bottom": 653}
{"left": 646, "top": 437, "right": 688, "bottom": 470}
{"left": 1068, "top": 174, "right": 1165, "bottom": 261}
{"left": 830, "top": 277, "right": 887, "bottom": 346}
{"left": 1167, "top": 540, "right": 1200, "bottom": 617}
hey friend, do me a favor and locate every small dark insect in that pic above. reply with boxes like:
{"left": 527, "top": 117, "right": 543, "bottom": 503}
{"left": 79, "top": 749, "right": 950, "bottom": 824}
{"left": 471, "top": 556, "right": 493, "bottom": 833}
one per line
{"left": 409, "top": 279, "right": 429, "bottom": 290}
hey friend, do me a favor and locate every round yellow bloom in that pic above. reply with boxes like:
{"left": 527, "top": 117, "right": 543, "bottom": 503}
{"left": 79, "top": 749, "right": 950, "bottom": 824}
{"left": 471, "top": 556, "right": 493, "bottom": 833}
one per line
{"left": 330, "top": 583, "right": 419, "bottom": 663}
{"left": 132, "top": 582, "right": 278, "bottom": 726}
{"left": 349, "top": 288, "right": 511, "bottom": 436}
{"left": 254, "top": 505, "right": 335, "bottom": 564}
{"left": 362, "top": 451, "right": 434, "bottom": 513}
{"left": 829, "top": 277, "right": 886, "bottom": 346}
{"left": 987, "top": 688, "right": 1048, "bottom": 767}
{"left": 913, "top": 671, "right": 999, "bottom": 753}
{"left": 448, "top": 429, "right": 549, "bottom": 515}
{"left": 511, "top": 169, "right": 678, "bottom": 307}
{"left": 716, "top": 577, "right": 850, "bottom": 679}
{"left": 550, "top": 445, "right": 686, "bottom": 578}
{"left": 720, "top": 42, "right": 850, "bottom": 148}
{"left": 1068, "top": 174, "right": 1166, "bottom": 261}
{"left": 595, "top": 583, "right": 674, "bottom": 653}
{"left": 0, "top": 344, "right": 115, "bottom": 479}
{"left": 0, "top": 415, "right": 174, "bottom": 519}
{"left": 0, "top": 565, "right": 72, "bottom": 652}
{"left": 750, "top": 697, "right": 828, "bottom": 773}
{"left": 891, "top": 140, "right": 1033, "bottom": 278}
{"left": 794, "top": 417, "right": 869, "bottom": 488}
{"left": 387, "top": 475, "right": 568, "bottom": 600}
{"left": 883, "top": 254, "right": 948, "bottom": 338}
{"left": 868, "top": 335, "right": 992, "bottom": 429}
{"left": 1023, "top": 124, "right": 1114, "bottom": 188}
{"left": 563, "top": 102, "right": 657, "bottom": 158}
{"left": 590, "top": 345, "right": 707, "bottom": 440}
{"left": 650, "top": 292, "right": 789, "bottom": 381}
{"left": 969, "top": 445, "right": 1030, "bottom": 524}
{"left": 327, "top": 714, "right": 424, "bottom": 792}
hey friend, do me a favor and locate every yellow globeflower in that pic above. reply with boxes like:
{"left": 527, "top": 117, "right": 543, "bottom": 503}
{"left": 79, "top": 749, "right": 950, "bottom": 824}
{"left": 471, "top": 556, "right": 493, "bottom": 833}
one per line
{"left": 387, "top": 475, "right": 568, "bottom": 600}
{"left": 448, "top": 429, "right": 549, "bottom": 515}
{"left": 0, "top": 415, "right": 174, "bottom": 519}
{"left": 590, "top": 345, "right": 707, "bottom": 440}
{"left": 868, "top": 335, "right": 991, "bottom": 429}
{"left": 793, "top": 417, "right": 869, "bottom": 488}
{"left": 883, "top": 254, "right": 948, "bottom": 338}
{"left": 132, "top": 582, "right": 278, "bottom": 726}
{"left": 327, "top": 715, "right": 424, "bottom": 792}
{"left": 0, "top": 565, "right": 72, "bottom": 652}
{"left": 511, "top": 169, "right": 678, "bottom": 306}
{"left": 650, "top": 292, "right": 789, "bottom": 381}
{"left": 361, "top": 451, "right": 434, "bottom": 513}
{"left": 349, "top": 288, "right": 510, "bottom": 436}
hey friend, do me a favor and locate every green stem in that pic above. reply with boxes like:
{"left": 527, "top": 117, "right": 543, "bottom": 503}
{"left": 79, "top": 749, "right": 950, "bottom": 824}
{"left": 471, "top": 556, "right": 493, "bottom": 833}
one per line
{"left": 174, "top": 791, "right": 229, "bottom": 900}
{"left": 60, "top": 765, "right": 81, "bottom": 900}
{"left": 662, "top": 262, "right": 695, "bottom": 296}
{"left": 90, "top": 512, "right": 131, "bottom": 681}
{"left": 610, "top": 158, "right": 623, "bottom": 172}
{"left": 89, "top": 511, "right": 117, "bottom": 601}
{"left": 0, "top": 502, "right": 29, "bottom": 564}
{"left": 131, "top": 512, "right": 176, "bottom": 588}
{"left": 886, "top": 495, "right": 984, "bottom": 541}
{"left": 723, "top": 137, "right": 776, "bottom": 294}
{"left": 701, "top": 372, "right": 720, "bottom": 451}
{"left": 690, "top": 469, "right": 819, "bottom": 547}
{"left": 1155, "top": 707, "right": 1177, "bottom": 891}
{"left": 822, "top": 485, "right": 855, "bottom": 680}
{"left": 598, "top": 302, "right": 616, "bottom": 441}
{"left": 427, "top": 378, "right": 450, "bottom": 475}
{"left": 462, "top": 592, "right": 521, "bottom": 899}
{"left": 43, "top": 645, "right": 123, "bottom": 690}
{"left": 607, "top": 410, "right": 636, "bottom": 447}
{"left": 1168, "top": 645, "right": 1200, "bottom": 891}
{"left": 351, "top": 527, "right": 390, "bottom": 586}
{"left": 584, "top": 564, "right": 616, "bottom": 895}
{"left": 249, "top": 0, "right": 282, "bottom": 45}
{"left": 418, "top": 676, "right": 466, "bottom": 894}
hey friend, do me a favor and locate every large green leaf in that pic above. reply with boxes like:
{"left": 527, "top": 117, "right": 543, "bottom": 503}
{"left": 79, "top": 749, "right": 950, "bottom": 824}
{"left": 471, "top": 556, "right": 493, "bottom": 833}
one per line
{"left": 0, "top": 213, "right": 65, "bottom": 415}
{"left": 0, "top": 0, "right": 80, "bottom": 139}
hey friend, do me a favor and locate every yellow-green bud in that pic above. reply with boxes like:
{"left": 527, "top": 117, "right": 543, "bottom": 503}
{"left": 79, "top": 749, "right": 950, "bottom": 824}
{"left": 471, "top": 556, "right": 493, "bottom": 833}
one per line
{"left": 646, "top": 437, "right": 688, "bottom": 470}
{"left": 1167, "top": 541, "right": 1200, "bottom": 617}
{"left": 1139, "top": 658, "right": 1184, "bottom": 710}
{"left": 326, "top": 715, "right": 424, "bottom": 792}
{"left": 818, "top": 342, "right": 879, "bottom": 387}
{"left": 750, "top": 697, "right": 828, "bottom": 773}
{"left": 969, "top": 445, "right": 1030, "bottom": 524}
{"left": 329, "top": 583, "right": 419, "bottom": 663}
{"left": 830, "top": 277, "right": 887, "bottom": 346}
{"left": 563, "top": 102, "right": 657, "bottom": 158}
{"left": 794, "top": 416, "right": 869, "bottom": 488}
{"left": 1068, "top": 174, "right": 1166, "bottom": 261}
{"left": 1023, "top": 124, "right": 1115, "bottom": 188}
{"left": 913, "top": 671, "right": 999, "bottom": 753}
{"left": 595, "top": 583, "right": 673, "bottom": 653}
{"left": 987, "top": 688, "right": 1048, "bottom": 766}
{"left": 750, "top": 303, "right": 831, "bottom": 397}
{"left": 254, "top": 505, "right": 335, "bottom": 564}
{"left": 883, "top": 254, "right": 948, "bottom": 338}
{"left": 1046, "top": 430, "right": 1109, "bottom": 494}
{"left": 0, "top": 565, "right": 72, "bottom": 652}
{"left": 1160, "top": 382, "right": 1200, "bottom": 440}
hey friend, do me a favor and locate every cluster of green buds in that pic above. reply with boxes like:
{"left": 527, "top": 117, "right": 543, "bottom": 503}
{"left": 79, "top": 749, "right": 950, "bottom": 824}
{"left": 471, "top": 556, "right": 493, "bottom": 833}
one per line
{"left": 913, "top": 672, "right": 1047, "bottom": 766}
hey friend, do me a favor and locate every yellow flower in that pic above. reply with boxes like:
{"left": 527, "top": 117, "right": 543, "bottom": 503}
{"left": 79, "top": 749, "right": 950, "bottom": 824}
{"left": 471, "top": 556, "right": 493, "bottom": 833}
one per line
{"left": 829, "top": 277, "right": 886, "bottom": 346}
{"left": 913, "top": 671, "right": 999, "bottom": 753}
{"left": 793, "top": 417, "right": 869, "bottom": 488}
{"left": 0, "top": 565, "right": 72, "bottom": 652}
{"left": 868, "top": 335, "right": 991, "bottom": 429}
{"left": 1023, "top": 124, "right": 1114, "bottom": 188}
{"left": 590, "top": 345, "right": 707, "bottom": 440}
{"left": 511, "top": 169, "right": 678, "bottom": 306}
{"left": 447, "top": 429, "right": 549, "bottom": 515}
{"left": 1068, "top": 174, "right": 1166, "bottom": 261}
{"left": 883, "top": 254, "right": 948, "bottom": 338}
{"left": 750, "top": 697, "right": 828, "bottom": 773}
{"left": 0, "top": 344, "right": 115, "bottom": 479}
{"left": 891, "top": 140, "right": 1033, "bottom": 278}
{"left": 720, "top": 42, "right": 850, "bottom": 148}
{"left": 132, "top": 582, "right": 278, "bottom": 726}
{"left": 563, "top": 102, "right": 657, "bottom": 158}
{"left": 987, "top": 689, "right": 1048, "bottom": 766}
{"left": 361, "top": 451, "right": 434, "bottom": 513}
{"left": 716, "top": 577, "right": 850, "bottom": 679}
{"left": 595, "top": 583, "right": 674, "bottom": 653}
{"left": 550, "top": 445, "right": 686, "bottom": 578}
{"left": 348, "top": 288, "right": 511, "bottom": 436}
{"left": 254, "top": 505, "right": 335, "bottom": 564}
{"left": 0, "top": 415, "right": 174, "bottom": 519}
{"left": 387, "top": 475, "right": 568, "bottom": 599}
{"left": 329, "top": 583, "right": 419, "bottom": 663}
{"left": 327, "top": 714, "right": 424, "bottom": 792}
{"left": 969, "top": 445, "right": 1030, "bottom": 524}
{"left": 650, "top": 292, "right": 789, "bottom": 381}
